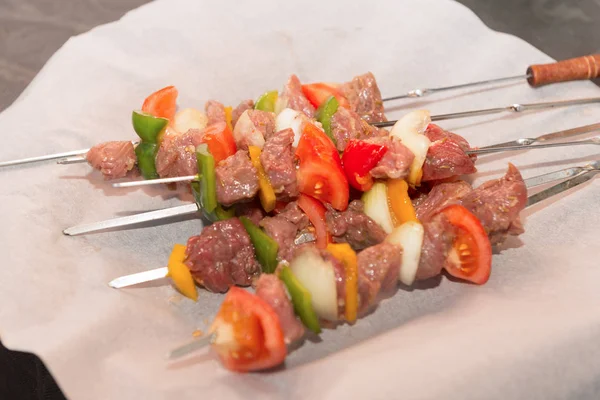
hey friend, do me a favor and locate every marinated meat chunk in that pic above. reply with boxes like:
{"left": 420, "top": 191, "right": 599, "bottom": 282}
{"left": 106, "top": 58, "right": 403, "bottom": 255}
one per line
{"left": 232, "top": 99, "right": 254, "bottom": 128}
{"left": 357, "top": 242, "right": 402, "bottom": 313}
{"left": 255, "top": 274, "right": 305, "bottom": 344}
{"left": 260, "top": 202, "right": 309, "bottom": 261}
{"left": 331, "top": 107, "right": 387, "bottom": 152}
{"left": 185, "top": 218, "right": 260, "bottom": 293}
{"left": 340, "top": 72, "right": 387, "bottom": 123}
{"left": 155, "top": 129, "right": 204, "bottom": 178}
{"left": 415, "top": 181, "right": 472, "bottom": 222}
{"left": 460, "top": 163, "right": 527, "bottom": 245}
{"left": 205, "top": 100, "right": 226, "bottom": 125}
{"left": 215, "top": 150, "right": 259, "bottom": 206}
{"left": 86, "top": 141, "right": 136, "bottom": 179}
{"left": 422, "top": 124, "right": 476, "bottom": 182}
{"left": 415, "top": 213, "right": 456, "bottom": 281}
{"left": 235, "top": 201, "right": 265, "bottom": 226}
{"left": 280, "top": 74, "right": 315, "bottom": 117}
{"left": 367, "top": 137, "right": 414, "bottom": 180}
{"left": 326, "top": 200, "right": 386, "bottom": 251}
{"left": 260, "top": 128, "right": 298, "bottom": 200}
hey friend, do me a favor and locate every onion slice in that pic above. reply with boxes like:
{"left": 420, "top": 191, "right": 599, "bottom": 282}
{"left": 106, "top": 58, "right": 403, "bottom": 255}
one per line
{"left": 386, "top": 221, "right": 424, "bottom": 286}
{"left": 275, "top": 108, "right": 309, "bottom": 148}
{"left": 233, "top": 110, "right": 266, "bottom": 149}
{"left": 361, "top": 181, "right": 394, "bottom": 234}
{"left": 289, "top": 247, "right": 338, "bottom": 321}
{"left": 173, "top": 108, "right": 208, "bottom": 134}
{"left": 389, "top": 110, "right": 432, "bottom": 186}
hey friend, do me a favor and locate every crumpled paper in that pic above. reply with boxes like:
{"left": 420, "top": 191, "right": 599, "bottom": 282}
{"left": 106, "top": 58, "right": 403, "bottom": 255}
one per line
{"left": 1, "top": 0, "right": 600, "bottom": 399}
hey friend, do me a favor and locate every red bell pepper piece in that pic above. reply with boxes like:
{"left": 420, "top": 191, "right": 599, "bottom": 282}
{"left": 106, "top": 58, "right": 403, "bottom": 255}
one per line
{"left": 200, "top": 122, "right": 237, "bottom": 164}
{"left": 341, "top": 139, "right": 388, "bottom": 192}
{"left": 297, "top": 194, "right": 331, "bottom": 249}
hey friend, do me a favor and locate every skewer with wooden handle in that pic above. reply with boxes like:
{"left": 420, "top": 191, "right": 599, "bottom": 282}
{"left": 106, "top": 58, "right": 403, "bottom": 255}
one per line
{"left": 383, "top": 54, "right": 600, "bottom": 101}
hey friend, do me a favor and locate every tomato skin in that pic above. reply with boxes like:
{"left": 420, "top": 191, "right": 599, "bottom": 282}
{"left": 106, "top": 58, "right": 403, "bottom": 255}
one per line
{"left": 439, "top": 205, "right": 492, "bottom": 284}
{"left": 201, "top": 122, "right": 237, "bottom": 164}
{"left": 341, "top": 139, "right": 388, "bottom": 192}
{"left": 301, "top": 83, "right": 350, "bottom": 109}
{"left": 211, "top": 287, "right": 286, "bottom": 372}
{"left": 296, "top": 123, "right": 349, "bottom": 211}
{"left": 297, "top": 194, "right": 331, "bottom": 249}
{"left": 141, "top": 86, "right": 178, "bottom": 121}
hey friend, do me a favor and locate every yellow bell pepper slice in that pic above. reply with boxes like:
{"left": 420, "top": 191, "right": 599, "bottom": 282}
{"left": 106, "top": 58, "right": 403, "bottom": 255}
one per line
{"left": 166, "top": 244, "right": 198, "bottom": 301}
{"left": 248, "top": 146, "right": 276, "bottom": 212}
{"left": 326, "top": 243, "right": 358, "bottom": 323}
{"left": 224, "top": 106, "right": 233, "bottom": 132}
{"left": 387, "top": 179, "right": 418, "bottom": 226}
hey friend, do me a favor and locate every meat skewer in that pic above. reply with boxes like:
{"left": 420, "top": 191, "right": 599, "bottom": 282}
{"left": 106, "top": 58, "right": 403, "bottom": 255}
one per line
{"left": 106, "top": 163, "right": 594, "bottom": 290}
{"left": 372, "top": 97, "right": 600, "bottom": 128}
{"left": 1, "top": 64, "right": 599, "bottom": 169}
{"left": 160, "top": 164, "right": 596, "bottom": 367}
{"left": 382, "top": 54, "right": 600, "bottom": 101}
{"left": 110, "top": 134, "right": 600, "bottom": 189}
{"left": 61, "top": 118, "right": 600, "bottom": 236}
{"left": 50, "top": 97, "right": 600, "bottom": 166}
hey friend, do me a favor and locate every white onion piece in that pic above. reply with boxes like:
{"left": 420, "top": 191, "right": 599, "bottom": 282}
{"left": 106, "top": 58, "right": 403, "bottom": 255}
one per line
{"left": 386, "top": 221, "right": 424, "bottom": 286}
{"left": 173, "top": 108, "right": 208, "bottom": 134}
{"left": 290, "top": 247, "right": 338, "bottom": 321}
{"left": 390, "top": 110, "right": 432, "bottom": 186}
{"left": 274, "top": 96, "right": 288, "bottom": 115}
{"left": 361, "top": 182, "right": 394, "bottom": 234}
{"left": 275, "top": 108, "right": 308, "bottom": 147}
{"left": 233, "top": 110, "right": 266, "bottom": 149}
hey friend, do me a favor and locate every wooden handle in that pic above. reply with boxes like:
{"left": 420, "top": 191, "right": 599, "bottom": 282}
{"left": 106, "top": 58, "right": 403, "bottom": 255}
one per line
{"left": 527, "top": 54, "right": 600, "bottom": 87}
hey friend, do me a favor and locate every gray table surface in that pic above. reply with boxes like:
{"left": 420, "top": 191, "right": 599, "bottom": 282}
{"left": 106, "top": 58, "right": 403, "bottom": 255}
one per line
{"left": 1, "top": 0, "right": 599, "bottom": 112}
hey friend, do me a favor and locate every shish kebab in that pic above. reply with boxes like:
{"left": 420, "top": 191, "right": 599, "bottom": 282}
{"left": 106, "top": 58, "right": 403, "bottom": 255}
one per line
{"left": 62, "top": 117, "right": 600, "bottom": 237}
{"left": 0, "top": 53, "right": 599, "bottom": 168}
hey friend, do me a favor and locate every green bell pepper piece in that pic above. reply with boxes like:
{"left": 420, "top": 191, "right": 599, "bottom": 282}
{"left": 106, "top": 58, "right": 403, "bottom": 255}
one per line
{"left": 239, "top": 216, "right": 279, "bottom": 274}
{"left": 254, "top": 90, "right": 278, "bottom": 113}
{"left": 195, "top": 144, "right": 218, "bottom": 214}
{"left": 315, "top": 95, "right": 339, "bottom": 144}
{"left": 132, "top": 110, "right": 169, "bottom": 144}
{"left": 191, "top": 182, "right": 234, "bottom": 222}
{"left": 279, "top": 266, "right": 322, "bottom": 334}
{"left": 135, "top": 142, "right": 159, "bottom": 180}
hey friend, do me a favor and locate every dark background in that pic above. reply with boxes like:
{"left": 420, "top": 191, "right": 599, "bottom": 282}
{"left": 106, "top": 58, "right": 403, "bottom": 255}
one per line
{"left": 1, "top": 0, "right": 599, "bottom": 398}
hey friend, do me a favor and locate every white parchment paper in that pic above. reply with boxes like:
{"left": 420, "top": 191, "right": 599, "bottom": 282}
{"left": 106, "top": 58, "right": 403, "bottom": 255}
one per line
{"left": 1, "top": 0, "right": 600, "bottom": 399}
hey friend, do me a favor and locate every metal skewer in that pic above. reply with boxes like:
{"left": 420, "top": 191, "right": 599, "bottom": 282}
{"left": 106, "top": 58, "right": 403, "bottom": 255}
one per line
{"left": 372, "top": 97, "right": 600, "bottom": 128}
{"left": 382, "top": 54, "right": 600, "bottom": 102}
{"left": 383, "top": 74, "right": 529, "bottom": 101}
{"left": 480, "top": 122, "right": 600, "bottom": 149}
{"left": 0, "top": 148, "right": 91, "bottom": 167}
{"left": 466, "top": 137, "right": 600, "bottom": 156}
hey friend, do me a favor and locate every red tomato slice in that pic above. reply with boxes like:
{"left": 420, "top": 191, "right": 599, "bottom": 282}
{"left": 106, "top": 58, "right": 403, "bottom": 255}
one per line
{"left": 297, "top": 194, "right": 331, "bottom": 249}
{"left": 341, "top": 139, "right": 388, "bottom": 192}
{"left": 301, "top": 83, "right": 350, "bottom": 109}
{"left": 142, "top": 85, "right": 178, "bottom": 121}
{"left": 201, "top": 122, "right": 237, "bottom": 164}
{"left": 439, "top": 205, "right": 492, "bottom": 284}
{"left": 296, "top": 123, "right": 349, "bottom": 211}
{"left": 210, "top": 287, "right": 286, "bottom": 372}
